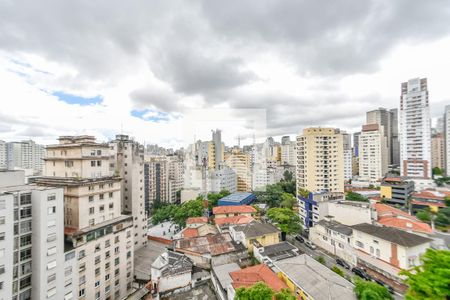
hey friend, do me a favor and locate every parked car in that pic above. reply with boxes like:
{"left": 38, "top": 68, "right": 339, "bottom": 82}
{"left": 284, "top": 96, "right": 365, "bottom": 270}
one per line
{"left": 304, "top": 240, "right": 317, "bottom": 250}
{"left": 373, "top": 278, "right": 395, "bottom": 294}
{"left": 295, "top": 235, "right": 305, "bottom": 243}
{"left": 351, "top": 267, "right": 371, "bottom": 280}
{"left": 336, "top": 258, "right": 351, "bottom": 269}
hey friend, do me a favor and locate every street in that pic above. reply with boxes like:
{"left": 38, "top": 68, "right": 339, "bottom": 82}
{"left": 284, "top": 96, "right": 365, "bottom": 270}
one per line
{"left": 287, "top": 236, "right": 404, "bottom": 300}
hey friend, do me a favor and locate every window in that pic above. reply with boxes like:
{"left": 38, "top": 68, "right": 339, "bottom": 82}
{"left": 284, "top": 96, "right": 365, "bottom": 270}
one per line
{"left": 105, "top": 251, "right": 110, "bottom": 259}
{"left": 376, "top": 249, "right": 380, "bottom": 257}
{"left": 105, "top": 262, "right": 110, "bottom": 269}
{"left": 79, "top": 263, "right": 86, "bottom": 273}
{"left": 109, "top": 192, "right": 113, "bottom": 198}
{"left": 48, "top": 206, "right": 56, "bottom": 214}
{"left": 47, "top": 260, "right": 57, "bottom": 270}
{"left": 356, "top": 241, "right": 364, "bottom": 248}
{"left": 78, "top": 250, "right": 85, "bottom": 260}
{"left": 20, "top": 248, "right": 32, "bottom": 260}
{"left": 115, "top": 278, "right": 120, "bottom": 286}
{"left": 370, "top": 246, "right": 374, "bottom": 254}
{"left": 89, "top": 219, "right": 95, "bottom": 226}
{"left": 47, "top": 233, "right": 57, "bottom": 242}
{"left": 47, "top": 195, "right": 56, "bottom": 201}
{"left": 91, "top": 161, "right": 96, "bottom": 167}
{"left": 79, "top": 288, "right": 85, "bottom": 297}
{"left": 114, "top": 257, "right": 120, "bottom": 266}
{"left": 0, "top": 200, "right": 5, "bottom": 210}
{"left": 114, "top": 246, "right": 119, "bottom": 254}
{"left": 0, "top": 233, "right": 4, "bottom": 241}
{"left": 20, "top": 194, "right": 32, "bottom": 205}
{"left": 95, "top": 291, "right": 101, "bottom": 300}
{"left": 95, "top": 280, "right": 100, "bottom": 288}
{"left": 64, "top": 161, "right": 73, "bottom": 167}
{"left": 64, "top": 266, "right": 72, "bottom": 277}
{"left": 89, "top": 196, "right": 94, "bottom": 202}
{"left": 109, "top": 202, "right": 114, "bottom": 209}
{"left": 115, "top": 268, "right": 120, "bottom": 276}
{"left": 20, "top": 207, "right": 32, "bottom": 219}
{"left": 64, "top": 291, "right": 73, "bottom": 300}
{"left": 97, "top": 150, "right": 102, "bottom": 155}
{"left": 95, "top": 256, "right": 101, "bottom": 264}
{"left": 0, "top": 217, "right": 4, "bottom": 225}
{"left": 47, "top": 273, "right": 56, "bottom": 284}
{"left": 47, "top": 220, "right": 56, "bottom": 228}
{"left": 95, "top": 267, "right": 101, "bottom": 276}
{"left": 79, "top": 275, "right": 86, "bottom": 284}
{"left": 105, "top": 285, "right": 111, "bottom": 294}
{"left": 0, "top": 265, "right": 4, "bottom": 275}
{"left": 89, "top": 207, "right": 95, "bottom": 215}
{"left": 105, "top": 240, "right": 110, "bottom": 248}
{"left": 89, "top": 185, "right": 94, "bottom": 191}
{"left": 99, "top": 184, "right": 104, "bottom": 189}
{"left": 47, "top": 246, "right": 57, "bottom": 256}
{"left": 99, "top": 194, "right": 104, "bottom": 200}
{"left": 99, "top": 205, "right": 105, "bottom": 212}
{"left": 97, "top": 161, "right": 102, "bottom": 167}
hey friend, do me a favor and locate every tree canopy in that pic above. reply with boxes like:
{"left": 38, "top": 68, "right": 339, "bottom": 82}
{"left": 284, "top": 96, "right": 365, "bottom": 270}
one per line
{"left": 151, "top": 198, "right": 204, "bottom": 227}
{"left": 346, "top": 191, "right": 369, "bottom": 202}
{"left": 400, "top": 249, "right": 450, "bottom": 300}
{"left": 267, "top": 207, "right": 302, "bottom": 234}
{"left": 234, "top": 282, "right": 295, "bottom": 300}
{"left": 353, "top": 279, "right": 393, "bottom": 300}
{"left": 206, "top": 189, "right": 230, "bottom": 209}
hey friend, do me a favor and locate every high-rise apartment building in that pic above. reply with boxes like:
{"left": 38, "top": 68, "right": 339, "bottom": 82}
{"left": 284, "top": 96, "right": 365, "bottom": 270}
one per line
{"left": 0, "top": 170, "right": 65, "bottom": 300}
{"left": 431, "top": 133, "right": 445, "bottom": 170}
{"left": 0, "top": 141, "right": 6, "bottom": 169}
{"left": 359, "top": 124, "right": 388, "bottom": 182}
{"left": 224, "top": 148, "right": 252, "bottom": 192}
{"left": 281, "top": 136, "right": 296, "bottom": 166}
{"left": 296, "top": 128, "right": 344, "bottom": 194}
{"left": 207, "top": 166, "right": 237, "bottom": 193}
{"left": 109, "top": 135, "right": 147, "bottom": 250}
{"left": 342, "top": 132, "right": 353, "bottom": 181}
{"left": 390, "top": 108, "right": 400, "bottom": 166}
{"left": 212, "top": 129, "right": 224, "bottom": 170}
{"left": 399, "top": 78, "right": 432, "bottom": 178}
{"left": 445, "top": 105, "right": 450, "bottom": 175}
{"left": 5, "top": 140, "right": 45, "bottom": 175}
{"left": 34, "top": 136, "right": 134, "bottom": 300}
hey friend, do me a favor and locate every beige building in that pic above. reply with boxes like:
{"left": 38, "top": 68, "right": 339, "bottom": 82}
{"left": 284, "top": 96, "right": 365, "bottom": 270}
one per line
{"left": 359, "top": 124, "right": 388, "bottom": 183}
{"left": 109, "top": 135, "right": 148, "bottom": 250}
{"left": 431, "top": 133, "right": 445, "bottom": 170}
{"left": 225, "top": 148, "right": 252, "bottom": 192}
{"left": 35, "top": 136, "right": 134, "bottom": 300}
{"left": 296, "top": 128, "right": 344, "bottom": 193}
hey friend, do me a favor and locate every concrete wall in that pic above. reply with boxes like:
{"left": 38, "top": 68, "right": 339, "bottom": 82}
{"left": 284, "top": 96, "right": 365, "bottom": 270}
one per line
{"left": 159, "top": 272, "right": 191, "bottom": 293}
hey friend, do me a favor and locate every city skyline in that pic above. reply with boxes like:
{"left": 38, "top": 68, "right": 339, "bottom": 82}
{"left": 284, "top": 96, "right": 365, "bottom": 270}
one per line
{"left": 1, "top": 1, "right": 450, "bottom": 148}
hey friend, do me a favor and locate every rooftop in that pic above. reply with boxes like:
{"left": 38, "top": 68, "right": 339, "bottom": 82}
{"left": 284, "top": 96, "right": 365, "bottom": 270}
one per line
{"left": 351, "top": 223, "right": 432, "bottom": 247}
{"left": 378, "top": 217, "right": 433, "bottom": 234}
{"left": 174, "top": 233, "right": 246, "bottom": 256}
{"left": 274, "top": 255, "right": 356, "bottom": 300}
{"left": 213, "top": 205, "right": 256, "bottom": 215}
{"left": 147, "top": 221, "right": 182, "bottom": 241}
{"left": 215, "top": 215, "right": 255, "bottom": 227}
{"left": 152, "top": 250, "right": 193, "bottom": 277}
{"left": 230, "top": 264, "right": 288, "bottom": 292}
{"left": 316, "top": 219, "right": 353, "bottom": 236}
{"left": 233, "top": 221, "right": 280, "bottom": 239}
{"left": 134, "top": 240, "right": 167, "bottom": 281}
{"left": 186, "top": 217, "right": 208, "bottom": 225}
{"left": 257, "top": 241, "right": 299, "bottom": 261}
{"left": 218, "top": 192, "right": 255, "bottom": 204}
{"left": 212, "top": 263, "right": 241, "bottom": 290}
{"left": 412, "top": 189, "right": 450, "bottom": 201}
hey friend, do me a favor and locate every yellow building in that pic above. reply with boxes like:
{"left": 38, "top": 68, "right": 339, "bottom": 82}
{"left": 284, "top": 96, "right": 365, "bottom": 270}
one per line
{"left": 224, "top": 148, "right": 252, "bottom": 192}
{"left": 229, "top": 221, "right": 280, "bottom": 252}
{"left": 296, "top": 128, "right": 344, "bottom": 193}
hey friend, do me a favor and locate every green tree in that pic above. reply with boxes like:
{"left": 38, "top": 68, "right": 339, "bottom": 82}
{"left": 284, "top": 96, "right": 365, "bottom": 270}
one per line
{"left": 207, "top": 190, "right": 230, "bottom": 209}
{"left": 346, "top": 191, "right": 369, "bottom": 202}
{"left": 331, "top": 265, "right": 345, "bottom": 277}
{"left": 416, "top": 209, "right": 431, "bottom": 222}
{"left": 267, "top": 207, "right": 302, "bottom": 234}
{"left": 316, "top": 256, "right": 326, "bottom": 265}
{"left": 280, "top": 192, "right": 296, "bottom": 209}
{"left": 173, "top": 198, "right": 204, "bottom": 227}
{"left": 234, "top": 282, "right": 296, "bottom": 300}
{"left": 445, "top": 196, "right": 450, "bottom": 207}
{"left": 282, "top": 170, "right": 293, "bottom": 182}
{"left": 354, "top": 279, "right": 393, "bottom": 300}
{"left": 400, "top": 249, "right": 450, "bottom": 300}
{"left": 433, "top": 167, "right": 444, "bottom": 176}
{"left": 298, "top": 188, "right": 310, "bottom": 199}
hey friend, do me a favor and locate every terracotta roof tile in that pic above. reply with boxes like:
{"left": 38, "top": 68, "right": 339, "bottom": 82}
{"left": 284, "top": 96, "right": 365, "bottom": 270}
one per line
{"left": 378, "top": 217, "right": 432, "bottom": 234}
{"left": 213, "top": 205, "right": 256, "bottom": 215}
{"left": 186, "top": 217, "right": 208, "bottom": 224}
{"left": 182, "top": 228, "right": 199, "bottom": 238}
{"left": 230, "top": 264, "right": 287, "bottom": 292}
{"left": 215, "top": 215, "right": 255, "bottom": 226}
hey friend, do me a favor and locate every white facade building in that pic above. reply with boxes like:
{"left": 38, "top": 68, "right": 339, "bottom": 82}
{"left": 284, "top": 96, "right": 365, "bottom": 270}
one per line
{"left": 109, "top": 135, "right": 148, "bottom": 250}
{"left": 5, "top": 140, "right": 45, "bottom": 175}
{"left": 399, "top": 78, "right": 432, "bottom": 178}
{"left": 0, "top": 170, "right": 65, "bottom": 300}
{"left": 281, "top": 140, "right": 296, "bottom": 166}
{"left": 445, "top": 105, "right": 450, "bottom": 175}
{"left": 208, "top": 166, "right": 237, "bottom": 193}
{"left": 359, "top": 124, "right": 388, "bottom": 183}
{"left": 0, "top": 141, "right": 6, "bottom": 169}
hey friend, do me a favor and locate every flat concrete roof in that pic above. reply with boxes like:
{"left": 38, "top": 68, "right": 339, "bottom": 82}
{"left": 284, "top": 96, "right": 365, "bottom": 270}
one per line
{"left": 134, "top": 240, "right": 168, "bottom": 281}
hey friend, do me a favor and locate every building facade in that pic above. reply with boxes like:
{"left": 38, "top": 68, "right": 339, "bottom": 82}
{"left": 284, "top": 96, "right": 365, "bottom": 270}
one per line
{"left": 445, "top": 105, "right": 450, "bottom": 175}
{"left": 224, "top": 148, "right": 252, "bottom": 192}
{"left": 359, "top": 124, "right": 388, "bottom": 183}
{"left": 5, "top": 140, "right": 45, "bottom": 175}
{"left": 399, "top": 78, "right": 432, "bottom": 178}
{"left": 296, "top": 128, "right": 344, "bottom": 194}
{"left": 109, "top": 135, "right": 148, "bottom": 250}
{"left": 35, "top": 135, "right": 134, "bottom": 300}
{"left": 0, "top": 171, "right": 65, "bottom": 300}
{"left": 431, "top": 133, "right": 445, "bottom": 171}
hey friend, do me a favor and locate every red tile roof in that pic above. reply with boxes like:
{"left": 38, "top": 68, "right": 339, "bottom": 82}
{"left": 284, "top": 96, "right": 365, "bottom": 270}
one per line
{"left": 230, "top": 264, "right": 288, "bottom": 292}
{"left": 375, "top": 203, "right": 416, "bottom": 220}
{"left": 215, "top": 215, "right": 255, "bottom": 226}
{"left": 383, "top": 177, "right": 403, "bottom": 182}
{"left": 213, "top": 205, "right": 256, "bottom": 215}
{"left": 378, "top": 217, "right": 432, "bottom": 234}
{"left": 186, "top": 217, "right": 208, "bottom": 224}
{"left": 182, "top": 228, "right": 199, "bottom": 238}
{"left": 412, "top": 189, "right": 450, "bottom": 201}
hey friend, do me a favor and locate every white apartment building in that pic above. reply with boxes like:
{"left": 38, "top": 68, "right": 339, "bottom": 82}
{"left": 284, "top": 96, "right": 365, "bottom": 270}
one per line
{"left": 297, "top": 192, "right": 344, "bottom": 228}
{"left": 167, "top": 155, "right": 184, "bottom": 202}
{"left": 0, "top": 141, "right": 6, "bottom": 169}
{"left": 399, "top": 78, "right": 432, "bottom": 178}
{"left": 208, "top": 166, "right": 237, "bottom": 193}
{"left": 0, "top": 170, "right": 65, "bottom": 300}
{"left": 252, "top": 167, "right": 276, "bottom": 191}
{"left": 109, "top": 135, "right": 147, "bottom": 250}
{"left": 359, "top": 124, "right": 388, "bottom": 183}
{"left": 342, "top": 132, "right": 352, "bottom": 181}
{"left": 296, "top": 128, "right": 345, "bottom": 194}
{"left": 5, "top": 140, "right": 45, "bottom": 175}
{"left": 445, "top": 105, "right": 450, "bottom": 175}
{"left": 281, "top": 140, "right": 296, "bottom": 166}
{"left": 35, "top": 135, "right": 134, "bottom": 300}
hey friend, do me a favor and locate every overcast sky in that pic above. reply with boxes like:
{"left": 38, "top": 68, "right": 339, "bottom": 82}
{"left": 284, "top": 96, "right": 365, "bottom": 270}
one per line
{"left": 1, "top": 0, "right": 449, "bottom": 148}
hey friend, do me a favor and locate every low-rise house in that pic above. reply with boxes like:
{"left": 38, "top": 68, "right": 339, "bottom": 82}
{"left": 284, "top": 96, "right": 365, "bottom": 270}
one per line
{"left": 309, "top": 219, "right": 356, "bottom": 265}
{"left": 273, "top": 254, "right": 356, "bottom": 300}
{"left": 374, "top": 203, "right": 432, "bottom": 235}
{"left": 227, "top": 264, "right": 288, "bottom": 300}
{"left": 211, "top": 263, "right": 241, "bottom": 300}
{"left": 150, "top": 250, "right": 193, "bottom": 294}
{"left": 253, "top": 241, "right": 299, "bottom": 264}
{"left": 351, "top": 223, "right": 432, "bottom": 280}
{"left": 186, "top": 216, "right": 209, "bottom": 228}
{"left": 229, "top": 221, "right": 280, "bottom": 252}
{"left": 180, "top": 223, "right": 219, "bottom": 238}
{"left": 215, "top": 215, "right": 255, "bottom": 233}
{"left": 411, "top": 188, "right": 450, "bottom": 211}
{"left": 213, "top": 205, "right": 256, "bottom": 219}
{"left": 173, "top": 233, "right": 248, "bottom": 269}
